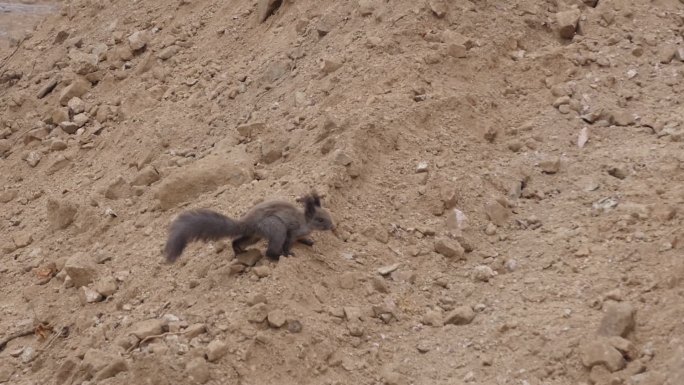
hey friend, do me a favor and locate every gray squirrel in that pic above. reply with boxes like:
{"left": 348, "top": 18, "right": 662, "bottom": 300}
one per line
{"left": 163, "top": 191, "right": 335, "bottom": 262}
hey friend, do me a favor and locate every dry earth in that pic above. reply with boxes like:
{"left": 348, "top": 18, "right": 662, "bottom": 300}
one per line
{"left": 1, "top": 0, "right": 684, "bottom": 384}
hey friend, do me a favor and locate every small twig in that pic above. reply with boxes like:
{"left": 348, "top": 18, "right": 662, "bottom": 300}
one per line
{"left": 0, "top": 328, "right": 34, "bottom": 352}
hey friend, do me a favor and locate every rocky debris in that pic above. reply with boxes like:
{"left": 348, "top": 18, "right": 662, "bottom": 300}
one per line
{"left": 154, "top": 154, "right": 252, "bottom": 210}
{"left": 0, "top": 189, "right": 17, "bottom": 204}
{"left": 472, "top": 265, "right": 496, "bottom": 282}
{"left": 257, "top": 0, "right": 281, "bottom": 23}
{"left": 205, "top": 339, "right": 229, "bottom": 362}
{"left": 236, "top": 249, "right": 263, "bottom": 266}
{"left": 37, "top": 77, "right": 59, "bottom": 99}
{"left": 260, "top": 138, "right": 285, "bottom": 164}
{"left": 422, "top": 309, "right": 443, "bottom": 327}
{"left": 610, "top": 111, "right": 634, "bottom": 126}
{"left": 94, "top": 276, "right": 118, "bottom": 297}
{"left": 46, "top": 198, "right": 77, "bottom": 230}
{"left": 51, "top": 107, "right": 69, "bottom": 124}
{"left": 131, "top": 165, "right": 160, "bottom": 186}
{"left": 556, "top": 9, "right": 581, "bottom": 39}
{"left": 598, "top": 302, "right": 636, "bottom": 338}
{"left": 128, "top": 30, "right": 149, "bottom": 51}
{"left": 184, "top": 323, "right": 207, "bottom": 339}
{"left": 157, "top": 45, "right": 180, "bottom": 60}
{"left": 79, "top": 286, "right": 103, "bottom": 304}
{"left": 358, "top": 0, "right": 375, "bottom": 16}
{"left": 377, "top": 263, "right": 400, "bottom": 276}
{"left": 580, "top": 338, "right": 626, "bottom": 372}
{"left": 12, "top": 232, "right": 32, "bottom": 249}
{"left": 24, "top": 151, "right": 42, "bottom": 167}
{"left": 333, "top": 150, "right": 354, "bottom": 166}
{"left": 64, "top": 252, "right": 97, "bottom": 287}
{"left": 428, "top": 0, "right": 447, "bottom": 18}
{"left": 267, "top": 309, "right": 287, "bottom": 328}
{"left": 484, "top": 200, "right": 510, "bottom": 226}
{"left": 319, "top": 58, "right": 343, "bottom": 75}
{"left": 129, "top": 318, "right": 165, "bottom": 340}
{"left": 539, "top": 157, "right": 561, "bottom": 174}
{"left": 247, "top": 303, "right": 269, "bottom": 323}
{"left": 434, "top": 238, "right": 465, "bottom": 259}
{"left": 338, "top": 272, "right": 357, "bottom": 289}
{"left": 252, "top": 265, "right": 270, "bottom": 278}
{"left": 0, "top": 140, "right": 10, "bottom": 158}
{"left": 20, "top": 347, "right": 35, "bottom": 363}
{"left": 608, "top": 166, "right": 628, "bottom": 180}
{"left": 59, "top": 77, "right": 91, "bottom": 106}
{"left": 186, "top": 357, "right": 210, "bottom": 384}
{"left": 93, "top": 358, "right": 128, "bottom": 381}
{"left": 444, "top": 305, "right": 475, "bottom": 325}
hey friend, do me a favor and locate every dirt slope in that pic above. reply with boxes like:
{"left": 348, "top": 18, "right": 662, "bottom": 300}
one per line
{"left": 1, "top": 0, "right": 684, "bottom": 384}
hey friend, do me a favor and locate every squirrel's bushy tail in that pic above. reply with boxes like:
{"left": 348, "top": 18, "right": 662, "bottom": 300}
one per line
{"left": 164, "top": 209, "right": 244, "bottom": 263}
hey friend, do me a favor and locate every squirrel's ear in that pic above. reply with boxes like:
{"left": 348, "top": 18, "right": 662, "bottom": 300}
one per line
{"left": 304, "top": 196, "right": 316, "bottom": 219}
{"left": 310, "top": 191, "right": 321, "bottom": 207}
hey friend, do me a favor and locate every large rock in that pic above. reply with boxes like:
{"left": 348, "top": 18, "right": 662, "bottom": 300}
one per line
{"left": 434, "top": 238, "right": 465, "bottom": 259}
{"left": 129, "top": 319, "right": 165, "bottom": 340}
{"left": 47, "top": 198, "right": 78, "bottom": 230}
{"left": 154, "top": 154, "right": 252, "bottom": 210}
{"left": 444, "top": 306, "right": 475, "bottom": 325}
{"left": 598, "top": 302, "right": 636, "bottom": 338}
{"left": 64, "top": 252, "right": 97, "bottom": 287}
{"left": 59, "top": 77, "right": 91, "bottom": 106}
{"left": 580, "top": 338, "right": 626, "bottom": 372}
{"left": 556, "top": 9, "right": 581, "bottom": 39}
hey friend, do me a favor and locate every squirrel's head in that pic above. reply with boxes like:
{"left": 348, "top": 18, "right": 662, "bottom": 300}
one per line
{"left": 298, "top": 191, "right": 335, "bottom": 231}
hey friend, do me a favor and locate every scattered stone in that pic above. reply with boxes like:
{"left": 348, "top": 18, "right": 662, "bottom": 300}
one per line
{"left": 184, "top": 323, "right": 207, "bottom": 339}
{"left": 206, "top": 339, "right": 229, "bottom": 362}
{"left": 598, "top": 302, "right": 636, "bottom": 338}
{"left": 236, "top": 249, "right": 263, "bottom": 266}
{"left": 581, "top": 338, "right": 626, "bottom": 372}
{"left": 37, "top": 77, "right": 58, "bottom": 99}
{"left": 539, "top": 157, "right": 561, "bottom": 174}
{"left": 358, "top": 0, "right": 375, "bottom": 16}
{"left": 59, "top": 121, "right": 79, "bottom": 134}
{"left": 256, "top": 0, "right": 281, "bottom": 23}
{"left": 128, "top": 30, "right": 149, "bottom": 51}
{"left": 447, "top": 43, "right": 467, "bottom": 58}
{"left": 20, "top": 347, "right": 35, "bottom": 363}
{"left": 422, "top": 310, "right": 443, "bottom": 327}
{"left": 12, "top": 232, "right": 32, "bottom": 249}
{"left": 186, "top": 357, "right": 210, "bottom": 384}
{"left": 59, "top": 77, "right": 91, "bottom": 106}
{"left": 338, "top": 272, "right": 357, "bottom": 289}
{"left": 484, "top": 200, "right": 510, "bottom": 226}
{"left": 69, "top": 51, "right": 99, "bottom": 75}
{"left": 64, "top": 252, "right": 97, "bottom": 287}
{"left": 332, "top": 150, "right": 353, "bottom": 166}
{"left": 316, "top": 15, "right": 334, "bottom": 37}
{"left": 73, "top": 113, "right": 89, "bottom": 128}
{"left": 320, "top": 58, "right": 343, "bottom": 74}
{"left": 428, "top": 0, "right": 447, "bottom": 18}
{"left": 104, "top": 176, "right": 134, "bottom": 200}
{"left": 79, "top": 286, "right": 103, "bottom": 303}
{"left": 484, "top": 222, "right": 497, "bottom": 236}
{"left": 157, "top": 45, "right": 180, "bottom": 60}
{"left": 377, "top": 263, "right": 400, "bottom": 276}
{"left": 0, "top": 190, "right": 17, "bottom": 203}
{"left": 154, "top": 154, "right": 252, "bottom": 210}
{"left": 344, "top": 306, "right": 363, "bottom": 321}
{"left": 608, "top": 166, "right": 628, "bottom": 180}
{"left": 0, "top": 140, "right": 10, "bottom": 158}
{"left": 253, "top": 265, "right": 270, "bottom": 278}
{"left": 94, "top": 358, "right": 128, "bottom": 381}
{"left": 371, "top": 276, "right": 389, "bottom": 293}
{"left": 659, "top": 46, "right": 677, "bottom": 64}
{"left": 444, "top": 305, "right": 475, "bottom": 325}
{"left": 472, "top": 265, "right": 496, "bottom": 282}
{"left": 95, "top": 276, "right": 118, "bottom": 297}
{"left": 131, "top": 165, "right": 161, "bottom": 186}
{"left": 556, "top": 9, "right": 581, "bottom": 39}
{"left": 267, "top": 309, "right": 287, "bottom": 328}
{"left": 8, "top": 347, "right": 23, "bottom": 357}
{"left": 51, "top": 107, "right": 69, "bottom": 124}
{"left": 287, "top": 320, "right": 303, "bottom": 333}
{"left": 129, "top": 319, "right": 165, "bottom": 340}
{"left": 434, "top": 238, "right": 465, "bottom": 259}
{"left": 610, "top": 110, "right": 634, "bottom": 126}
{"left": 416, "top": 341, "right": 431, "bottom": 353}
{"left": 247, "top": 303, "right": 268, "bottom": 323}
{"left": 415, "top": 161, "right": 429, "bottom": 173}
{"left": 578, "top": 127, "right": 589, "bottom": 148}
{"left": 47, "top": 198, "right": 77, "bottom": 230}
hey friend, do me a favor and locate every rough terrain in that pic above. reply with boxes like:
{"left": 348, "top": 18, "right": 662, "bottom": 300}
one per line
{"left": 1, "top": 0, "right": 684, "bottom": 384}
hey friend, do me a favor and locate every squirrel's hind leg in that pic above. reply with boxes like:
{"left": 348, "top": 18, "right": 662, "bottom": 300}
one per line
{"left": 259, "top": 218, "right": 287, "bottom": 260}
{"left": 232, "top": 235, "right": 259, "bottom": 255}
